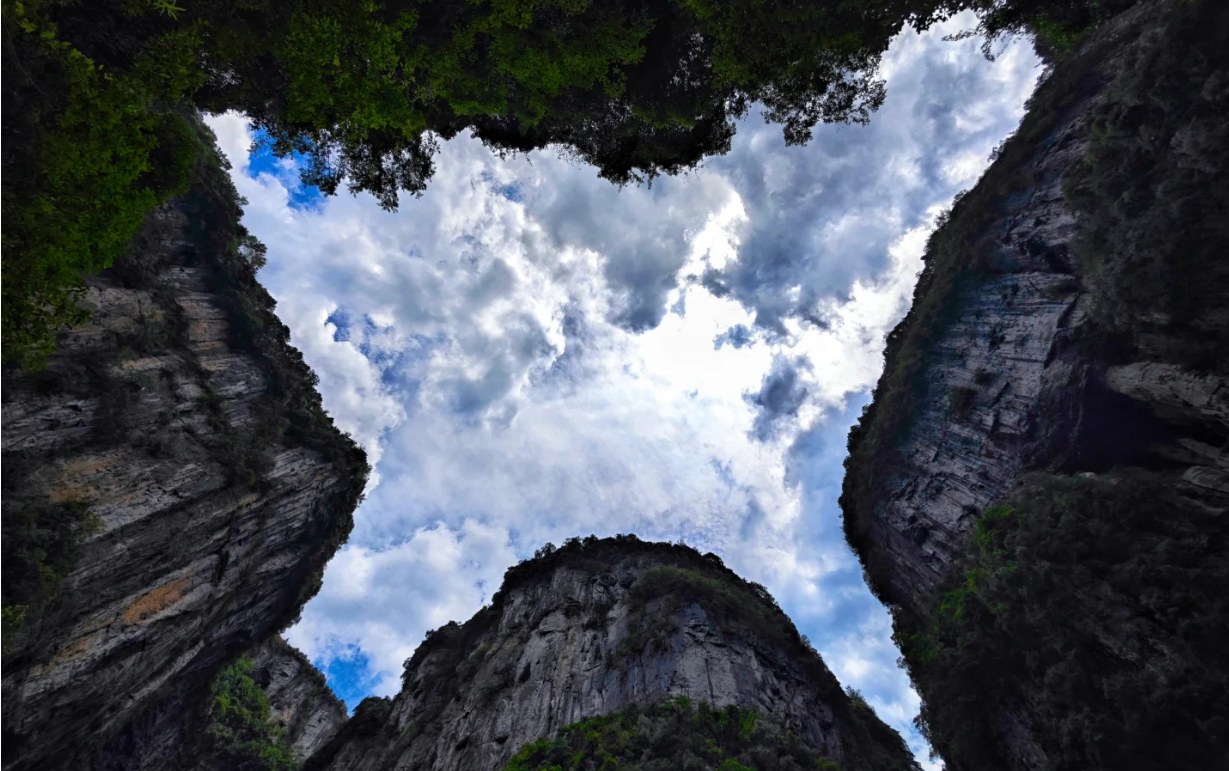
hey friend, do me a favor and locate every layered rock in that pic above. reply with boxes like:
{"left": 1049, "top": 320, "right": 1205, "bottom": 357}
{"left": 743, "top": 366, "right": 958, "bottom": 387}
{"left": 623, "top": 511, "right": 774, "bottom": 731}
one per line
{"left": 1, "top": 141, "right": 367, "bottom": 770}
{"left": 841, "top": 1, "right": 1229, "bottom": 768}
{"left": 249, "top": 639, "right": 349, "bottom": 761}
{"left": 307, "top": 538, "right": 919, "bottom": 771}
{"left": 844, "top": 0, "right": 1228, "bottom": 618}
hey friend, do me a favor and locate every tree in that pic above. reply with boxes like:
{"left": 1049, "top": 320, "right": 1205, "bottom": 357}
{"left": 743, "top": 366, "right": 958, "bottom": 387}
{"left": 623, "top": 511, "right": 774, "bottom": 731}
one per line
{"left": 199, "top": 0, "right": 931, "bottom": 208}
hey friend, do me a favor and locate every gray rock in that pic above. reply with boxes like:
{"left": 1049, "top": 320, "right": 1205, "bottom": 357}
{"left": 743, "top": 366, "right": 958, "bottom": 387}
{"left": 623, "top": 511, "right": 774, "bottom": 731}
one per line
{"left": 2, "top": 163, "right": 364, "bottom": 770}
{"left": 309, "top": 541, "right": 919, "bottom": 771}
{"left": 249, "top": 639, "right": 349, "bottom": 760}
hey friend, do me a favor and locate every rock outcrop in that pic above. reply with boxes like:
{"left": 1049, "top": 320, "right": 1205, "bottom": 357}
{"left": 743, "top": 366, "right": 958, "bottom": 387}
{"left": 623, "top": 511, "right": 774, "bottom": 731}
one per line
{"left": 0, "top": 138, "right": 367, "bottom": 770}
{"left": 841, "top": 1, "right": 1229, "bottom": 768}
{"left": 307, "top": 538, "right": 920, "bottom": 771}
{"left": 249, "top": 639, "right": 349, "bottom": 761}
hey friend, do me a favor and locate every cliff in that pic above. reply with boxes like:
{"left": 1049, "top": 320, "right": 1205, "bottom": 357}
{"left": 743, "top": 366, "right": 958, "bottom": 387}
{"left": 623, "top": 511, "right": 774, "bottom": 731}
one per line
{"left": 306, "top": 537, "right": 920, "bottom": 771}
{"left": 841, "top": 1, "right": 1229, "bottom": 769}
{"left": 249, "top": 639, "right": 349, "bottom": 761}
{"left": 0, "top": 130, "right": 368, "bottom": 770}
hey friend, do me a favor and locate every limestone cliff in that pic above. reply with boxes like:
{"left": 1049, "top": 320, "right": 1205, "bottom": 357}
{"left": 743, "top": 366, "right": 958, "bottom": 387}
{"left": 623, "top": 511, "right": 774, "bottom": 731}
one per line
{"left": 249, "top": 638, "right": 349, "bottom": 761}
{"left": 307, "top": 538, "right": 920, "bottom": 771}
{"left": 0, "top": 135, "right": 368, "bottom": 770}
{"left": 841, "top": 1, "right": 1229, "bottom": 769}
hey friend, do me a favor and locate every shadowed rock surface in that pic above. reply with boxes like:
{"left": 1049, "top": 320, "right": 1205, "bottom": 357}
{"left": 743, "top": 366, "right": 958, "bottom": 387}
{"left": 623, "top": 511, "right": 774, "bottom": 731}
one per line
{"left": 306, "top": 538, "right": 920, "bottom": 771}
{"left": 841, "top": 1, "right": 1229, "bottom": 768}
{"left": 250, "top": 638, "right": 349, "bottom": 761}
{"left": 1, "top": 138, "right": 367, "bottom": 771}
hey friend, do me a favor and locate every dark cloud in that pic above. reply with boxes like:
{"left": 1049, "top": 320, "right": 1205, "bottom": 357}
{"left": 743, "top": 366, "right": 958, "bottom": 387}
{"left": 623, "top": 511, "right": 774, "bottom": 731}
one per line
{"left": 530, "top": 166, "right": 732, "bottom": 333}
{"left": 714, "top": 324, "right": 755, "bottom": 350}
{"left": 747, "top": 356, "right": 810, "bottom": 442}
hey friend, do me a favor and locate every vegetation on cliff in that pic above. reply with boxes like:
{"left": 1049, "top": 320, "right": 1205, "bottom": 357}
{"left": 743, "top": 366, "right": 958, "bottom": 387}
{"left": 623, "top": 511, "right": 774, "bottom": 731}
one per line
{"left": 840, "top": 0, "right": 1216, "bottom": 595}
{"left": 3, "top": 0, "right": 1137, "bottom": 363}
{"left": 1, "top": 121, "right": 368, "bottom": 677}
{"left": 1063, "top": 0, "right": 1229, "bottom": 374}
{"left": 506, "top": 697, "right": 839, "bottom": 771}
{"left": 839, "top": 2, "right": 1229, "bottom": 768}
{"left": 896, "top": 472, "right": 1229, "bottom": 770}
{"left": 391, "top": 536, "right": 914, "bottom": 771}
{"left": 200, "top": 657, "right": 299, "bottom": 771}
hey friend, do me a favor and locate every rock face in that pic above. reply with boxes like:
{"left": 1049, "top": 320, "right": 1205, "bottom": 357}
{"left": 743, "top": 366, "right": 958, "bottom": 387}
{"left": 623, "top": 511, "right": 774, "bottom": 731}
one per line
{"left": 249, "top": 639, "right": 348, "bottom": 761}
{"left": 845, "top": 0, "right": 1229, "bottom": 618}
{"left": 307, "top": 538, "right": 920, "bottom": 771}
{"left": 841, "top": 1, "right": 1229, "bottom": 768}
{"left": 1, "top": 145, "right": 367, "bottom": 770}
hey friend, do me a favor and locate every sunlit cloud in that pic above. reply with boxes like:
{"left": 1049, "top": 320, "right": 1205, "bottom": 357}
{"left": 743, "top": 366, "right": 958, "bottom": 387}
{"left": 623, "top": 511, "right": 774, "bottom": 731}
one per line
{"left": 206, "top": 13, "right": 1038, "bottom": 767}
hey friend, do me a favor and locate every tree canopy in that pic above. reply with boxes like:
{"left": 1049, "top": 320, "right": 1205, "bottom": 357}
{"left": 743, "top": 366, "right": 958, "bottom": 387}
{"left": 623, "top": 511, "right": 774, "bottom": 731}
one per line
{"left": 2, "top": 0, "right": 1137, "bottom": 362}
{"left": 139, "top": 0, "right": 937, "bottom": 206}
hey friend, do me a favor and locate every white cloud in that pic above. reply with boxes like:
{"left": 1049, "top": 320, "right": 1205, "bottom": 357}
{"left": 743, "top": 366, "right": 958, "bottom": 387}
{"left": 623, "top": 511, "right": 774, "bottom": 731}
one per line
{"left": 205, "top": 12, "right": 1039, "bottom": 766}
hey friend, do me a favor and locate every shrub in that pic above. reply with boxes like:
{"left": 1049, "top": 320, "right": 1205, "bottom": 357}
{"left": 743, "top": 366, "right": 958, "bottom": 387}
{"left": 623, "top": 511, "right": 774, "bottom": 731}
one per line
{"left": 2, "top": 0, "right": 203, "bottom": 366}
{"left": 505, "top": 698, "right": 837, "bottom": 771}
{"left": 897, "top": 472, "right": 1229, "bottom": 771}
{"left": 201, "top": 657, "right": 298, "bottom": 771}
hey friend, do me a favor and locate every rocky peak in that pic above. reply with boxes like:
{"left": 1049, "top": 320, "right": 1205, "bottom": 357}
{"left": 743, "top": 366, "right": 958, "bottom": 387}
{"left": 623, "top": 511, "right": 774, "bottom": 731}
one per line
{"left": 308, "top": 537, "right": 919, "bottom": 771}
{"left": 249, "top": 638, "right": 349, "bottom": 761}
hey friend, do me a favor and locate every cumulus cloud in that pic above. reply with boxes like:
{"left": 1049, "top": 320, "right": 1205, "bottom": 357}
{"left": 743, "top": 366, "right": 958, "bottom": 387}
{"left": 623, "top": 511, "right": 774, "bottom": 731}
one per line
{"left": 205, "top": 13, "right": 1037, "bottom": 768}
{"left": 699, "top": 19, "right": 1039, "bottom": 334}
{"left": 747, "top": 356, "right": 810, "bottom": 442}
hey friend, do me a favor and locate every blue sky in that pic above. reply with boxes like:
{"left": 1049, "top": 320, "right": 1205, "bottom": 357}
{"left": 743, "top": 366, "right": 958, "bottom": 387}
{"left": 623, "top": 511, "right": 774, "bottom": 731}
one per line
{"left": 205, "top": 16, "right": 1040, "bottom": 767}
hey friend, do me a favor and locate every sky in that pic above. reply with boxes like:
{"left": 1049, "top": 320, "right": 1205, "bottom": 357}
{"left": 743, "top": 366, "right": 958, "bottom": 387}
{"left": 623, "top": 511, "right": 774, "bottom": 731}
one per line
{"left": 205, "top": 15, "right": 1040, "bottom": 768}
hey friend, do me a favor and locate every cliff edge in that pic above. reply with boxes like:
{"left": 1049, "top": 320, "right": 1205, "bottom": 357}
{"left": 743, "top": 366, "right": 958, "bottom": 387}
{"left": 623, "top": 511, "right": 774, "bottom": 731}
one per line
{"left": 841, "top": 1, "right": 1229, "bottom": 768}
{"left": 1, "top": 128, "right": 368, "bottom": 770}
{"left": 306, "top": 537, "right": 920, "bottom": 771}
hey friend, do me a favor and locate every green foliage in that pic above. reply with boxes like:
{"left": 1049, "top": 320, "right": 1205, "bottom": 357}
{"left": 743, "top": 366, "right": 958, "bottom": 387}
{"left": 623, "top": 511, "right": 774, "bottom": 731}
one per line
{"left": 951, "top": 0, "right": 1140, "bottom": 62}
{"left": 896, "top": 472, "right": 1229, "bottom": 771}
{"left": 505, "top": 698, "right": 837, "bottom": 771}
{"left": 1, "top": 0, "right": 1147, "bottom": 363}
{"left": 0, "top": 496, "right": 99, "bottom": 654}
{"left": 202, "top": 657, "right": 298, "bottom": 771}
{"left": 1, "top": 0, "right": 204, "bottom": 366}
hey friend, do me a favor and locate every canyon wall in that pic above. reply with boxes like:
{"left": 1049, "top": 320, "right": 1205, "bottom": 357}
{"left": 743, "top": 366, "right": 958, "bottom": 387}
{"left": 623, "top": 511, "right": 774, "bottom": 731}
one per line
{"left": 1, "top": 141, "right": 367, "bottom": 770}
{"left": 249, "top": 639, "right": 349, "bottom": 761}
{"left": 841, "top": 1, "right": 1229, "bottom": 768}
{"left": 307, "top": 538, "right": 920, "bottom": 771}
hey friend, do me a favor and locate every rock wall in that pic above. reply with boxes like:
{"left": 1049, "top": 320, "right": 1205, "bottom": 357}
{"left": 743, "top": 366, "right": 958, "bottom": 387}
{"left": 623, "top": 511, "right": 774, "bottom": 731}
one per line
{"left": 843, "top": 0, "right": 1228, "bottom": 619}
{"left": 841, "top": 1, "right": 1229, "bottom": 768}
{"left": 249, "top": 639, "right": 348, "bottom": 761}
{"left": 1, "top": 144, "right": 366, "bottom": 770}
{"left": 307, "top": 538, "right": 919, "bottom": 771}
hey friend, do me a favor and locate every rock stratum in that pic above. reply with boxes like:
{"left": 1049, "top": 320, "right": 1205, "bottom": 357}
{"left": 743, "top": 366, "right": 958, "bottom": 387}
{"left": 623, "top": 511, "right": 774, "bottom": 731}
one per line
{"left": 249, "top": 638, "right": 349, "bottom": 762}
{"left": 306, "top": 538, "right": 920, "bottom": 771}
{"left": 0, "top": 136, "right": 368, "bottom": 770}
{"left": 842, "top": 1, "right": 1229, "bottom": 769}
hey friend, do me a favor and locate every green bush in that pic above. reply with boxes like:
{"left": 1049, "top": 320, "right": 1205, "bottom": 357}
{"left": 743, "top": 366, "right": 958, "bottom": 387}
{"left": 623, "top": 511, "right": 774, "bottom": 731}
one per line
{"left": 0, "top": 496, "right": 98, "bottom": 655}
{"left": 201, "top": 657, "right": 298, "bottom": 771}
{"left": 505, "top": 698, "right": 837, "bottom": 771}
{"left": 1, "top": 0, "right": 203, "bottom": 366}
{"left": 897, "top": 472, "right": 1229, "bottom": 771}
{"left": 1063, "top": 0, "right": 1229, "bottom": 373}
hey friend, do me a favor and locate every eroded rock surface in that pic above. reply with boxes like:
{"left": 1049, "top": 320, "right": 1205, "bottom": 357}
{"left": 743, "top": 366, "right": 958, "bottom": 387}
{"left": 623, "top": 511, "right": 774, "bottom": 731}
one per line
{"left": 841, "top": 1, "right": 1229, "bottom": 768}
{"left": 249, "top": 639, "right": 348, "bottom": 761}
{"left": 1, "top": 152, "right": 366, "bottom": 770}
{"left": 308, "top": 539, "right": 919, "bottom": 771}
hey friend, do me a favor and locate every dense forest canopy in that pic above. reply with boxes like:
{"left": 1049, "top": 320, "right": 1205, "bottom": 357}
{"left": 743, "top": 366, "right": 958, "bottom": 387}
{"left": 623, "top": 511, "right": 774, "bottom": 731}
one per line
{"left": 2, "top": 0, "right": 1133, "bottom": 363}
